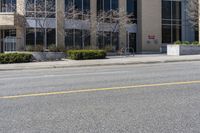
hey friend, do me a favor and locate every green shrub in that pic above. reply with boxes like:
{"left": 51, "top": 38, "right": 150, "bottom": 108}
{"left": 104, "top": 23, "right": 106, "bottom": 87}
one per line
{"left": 67, "top": 50, "right": 106, "bottom": 60}
{"left": 174, "top": 41, "right": 194, "bottom": 45}
{"left": 0, "top": 53, "right": 33, "bottom": 64}
{"left": 192, "top": 41, "right": 199, "bottom": 45}
{"left": 174, "top": 40, "right": 182, "bottom": 45}
{"left": 182, "top": 41, "right": 190, "bottom": 45}
{"left": 48, "top": 45, "right": 65, "bottom": 52}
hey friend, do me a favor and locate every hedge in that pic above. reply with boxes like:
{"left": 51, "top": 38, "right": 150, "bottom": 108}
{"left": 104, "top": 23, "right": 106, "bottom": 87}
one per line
{"left": 67, "top": 50, "right": 106, "bottom": 60}
{"left": 174, "top": 41, "right": 200, "bottom": 46}
{"left": 0, "top": 53, "right": 33, "bottom": 64}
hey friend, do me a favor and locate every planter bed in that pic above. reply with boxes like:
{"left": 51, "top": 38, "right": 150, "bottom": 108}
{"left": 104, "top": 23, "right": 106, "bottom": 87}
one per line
{"left": 31, "top": 52, "right": 66, "bottom": 61}
{"left": 7, "top": 52, "right": 66, "bottom": 61}
{"left": 167, "top": 45, "right": 200, "bottom": 56}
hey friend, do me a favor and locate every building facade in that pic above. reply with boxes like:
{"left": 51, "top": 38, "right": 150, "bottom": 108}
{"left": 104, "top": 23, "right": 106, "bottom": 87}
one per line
{"left": 0, "top": 0, "right": 198, "bottom": 53}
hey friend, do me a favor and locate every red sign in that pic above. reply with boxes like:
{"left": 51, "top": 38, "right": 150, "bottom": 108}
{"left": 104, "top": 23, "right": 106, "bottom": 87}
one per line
{"left": 148, "top": 35, "right": 156, "bottom": 40}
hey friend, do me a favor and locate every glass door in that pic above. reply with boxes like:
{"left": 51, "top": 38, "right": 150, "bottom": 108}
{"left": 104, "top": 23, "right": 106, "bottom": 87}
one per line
{"left": 0, "top": 29, "right": 16, "bottom": 52}
{"left": 127, "top": 32, "right": 136, "bottom": 53}
{"left": 0, "top": 30, "right": 4, "bottom": 52}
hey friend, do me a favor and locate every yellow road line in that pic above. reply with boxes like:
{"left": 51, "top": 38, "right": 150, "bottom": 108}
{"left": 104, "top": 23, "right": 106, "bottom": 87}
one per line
{"left": 1, "top": 80, "right": 200, "bottom": 100}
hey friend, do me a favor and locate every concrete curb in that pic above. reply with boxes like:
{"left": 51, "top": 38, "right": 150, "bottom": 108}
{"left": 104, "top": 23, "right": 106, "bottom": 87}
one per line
{"left": 1, "top": 58, "right": 200, "bottom": 71}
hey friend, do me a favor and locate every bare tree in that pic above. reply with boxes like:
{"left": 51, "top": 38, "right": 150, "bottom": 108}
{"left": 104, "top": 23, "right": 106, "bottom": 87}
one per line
{"left": 185, "top": 0, "right": 199, "bottom": 30}
{"left": 28, "top": 0, "right": 55, "bottom": 49}
{"left": 94, "top": 8, "right": 134, "bottom": 51}
{"left": 65, "top": 3, "right": 134, "bottom": 51}
{"left": 65, "top": 2, "right": 91, "bottom": 49}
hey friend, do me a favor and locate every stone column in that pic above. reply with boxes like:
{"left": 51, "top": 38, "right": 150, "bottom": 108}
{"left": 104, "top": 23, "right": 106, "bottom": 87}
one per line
{"left": 119, "top": 0, "right": 127, "bottom": 50}
{"left": 137, "top": 0, "right": 162, "bottom": 53}
{"left": 0, "top": 31, "right": 2, "bottom": 52}
{"left": 56, "top": 0, "right": 65, "bottom": 48}
{"left": 16, "top": 0, "right": 25, "bottom": 51}
{"left": 90, "top": 0, "right": 97, "bottom": 49}
{"left": 199, "top": 0, "right": 200, "bottom": 42}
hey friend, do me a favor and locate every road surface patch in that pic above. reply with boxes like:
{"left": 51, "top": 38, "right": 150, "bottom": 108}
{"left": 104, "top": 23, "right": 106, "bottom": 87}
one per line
{"left": 1, "top": 80, "right": 200, "bottom": 100}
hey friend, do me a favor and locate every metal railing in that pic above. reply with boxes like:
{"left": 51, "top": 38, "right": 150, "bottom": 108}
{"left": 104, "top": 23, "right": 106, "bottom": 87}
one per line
{"left": 119, "top": 47, "right": 135, "bottom": 56}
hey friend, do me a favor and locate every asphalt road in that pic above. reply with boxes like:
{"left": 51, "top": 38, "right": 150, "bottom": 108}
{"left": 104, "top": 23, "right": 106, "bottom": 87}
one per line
{"left": 1, "top": 61, "right": 200, "bottom": 133}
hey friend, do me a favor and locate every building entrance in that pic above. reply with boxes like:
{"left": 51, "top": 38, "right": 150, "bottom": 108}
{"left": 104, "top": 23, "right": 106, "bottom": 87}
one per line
{"left": 127, "top": 32, "right": 137, "bottom": 53}
{"left": 0, "top": 29, "right": 16, "bottom": 52}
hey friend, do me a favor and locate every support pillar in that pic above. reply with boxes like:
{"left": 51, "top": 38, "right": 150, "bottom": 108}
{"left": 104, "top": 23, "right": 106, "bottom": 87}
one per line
{"left": 16, "top": 0, "right": 25, "bottom": 51}
{"left": 119, "top": 0, "right": 127, "bottom": 51}
{"left": 56, "top": 0, "right": 65, "bottom": 48}
{"left": 137, "top": 0, "right": 162, "bottom": 53}
{"left": 90, "top": 0, "right": 97, "bottom": 49}
{"left": 199, "top": 0, "right": 200, "bottom": 42}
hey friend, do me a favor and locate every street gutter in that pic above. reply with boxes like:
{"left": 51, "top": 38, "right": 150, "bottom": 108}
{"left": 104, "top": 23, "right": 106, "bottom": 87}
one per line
{"left": 1, "top": 57, "right": 200, "bottom": 71}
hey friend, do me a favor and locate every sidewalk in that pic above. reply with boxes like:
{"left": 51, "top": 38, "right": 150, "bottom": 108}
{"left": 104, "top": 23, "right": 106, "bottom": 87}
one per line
{"left": 1, "top": 54, "right": 200, "bottom": 71}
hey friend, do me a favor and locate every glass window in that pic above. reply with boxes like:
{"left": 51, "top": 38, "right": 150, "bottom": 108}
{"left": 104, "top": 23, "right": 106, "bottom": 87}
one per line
{"left": 112, "top": 32, "right": 119, "bottom": 50}
{"left": 26, "top": 0, "right": 35, "bottom": 17}
{"left": 195, "top": 30, "right": 199, "bottom": 41}
{"left": 26, "top": 28, "right": 56, "bottom": 48}
{"left": 112, "top": 0, "right": 118, "bottom": 10}
{"left": 104, "top": 0, "right": 111, "bottom": 12}
{"left": 26, "top": 0, "right": 55, "bottom": 18}
{"left": 97, "top": 0, "right": 119, "bottom": 11}
{"left": 75, "top": 0, "right": 82, "bottom": 11}
{"left": 97, "top": 0, "right": 119, "bottom": 23}
{"left": 162, "top": 25, "right": 171, "bottom": 43}
{"left": 128, "top": 33, "right": 136, "bottom": 52}
{"left": 97, "top": 31, "right": 119, "bottom": 51}
{"left": 162, "top": 0, "right": 182, "bottom": 43}
{"left": 172, "top": 1, "right": 181, "bottom": 19}
{"left": 26, "top": 0, "right": 35, "bottom": 11}
{"left": 36, "top": 0, "right": 45, "bottom": 11}
{"left": 75, "top": 29, "right": 82, "bottom": 49}
{"left": 162, "top": 1, "right": 171, "bottom": 19}
{"left": 83, "top": 0, "right": 90, "bottom": 12}
{"left": 46, "top": 0, "right": 55, "bottom": 12}
{"left": 65, "top": 0, "right": 74, "bottom": 19}
{"left": 97, "top": 0, "right": 103, "bottom": 12}
{"left": 104, "top": 31, "right": 111, "bottom": 47}
{"left": 65, "top": 29, "right": 74, "bottom": 49}
{"left": 26, "top": 28, "right": 35, "bottom": 46}
{"left": 47, "top": 29, "right": 55, "bottom": 46}
{"left": 0, "top": 0, "right": 16, "bottom": 12}
{"left": 4, "top": 29, "right": 16, "bottom": 37}
{"left": 83, "top": 30, "right": 90, "bottom": 48}
{"left": 127, "top": 0, "right": 137, "bottom": 23}
{"left": 46, "top": 0, "right": 56, "bottom": 17}
{"left": 97, "top": 31, "right": 104, "bottom": 49}
{"left": 172, "top": 25, "right": 181, "bottom": 42}
{"left": 65, "top": 0, "right": 73, "bottom": 7}
{"left": 65, "top": 0, "right": 91, "bottom": 20}
{"left": 36, "top": 29, "right": 44, "bottom": 45}
{"left": 65, "top": 29, "right": 91, "bottom": 49}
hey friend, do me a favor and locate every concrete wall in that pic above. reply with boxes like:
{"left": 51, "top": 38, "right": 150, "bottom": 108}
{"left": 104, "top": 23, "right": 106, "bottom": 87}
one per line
{"left": 0, "top": 13, "right": 15, "bottom": 27}
{"left": 138, "top": 0, "right": 162, "bottom": 53}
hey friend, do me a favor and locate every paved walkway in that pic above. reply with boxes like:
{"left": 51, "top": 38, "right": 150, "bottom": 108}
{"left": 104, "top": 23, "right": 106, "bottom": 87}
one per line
{"left": 1, "top": 54, "right": 200, "bottom": 70}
